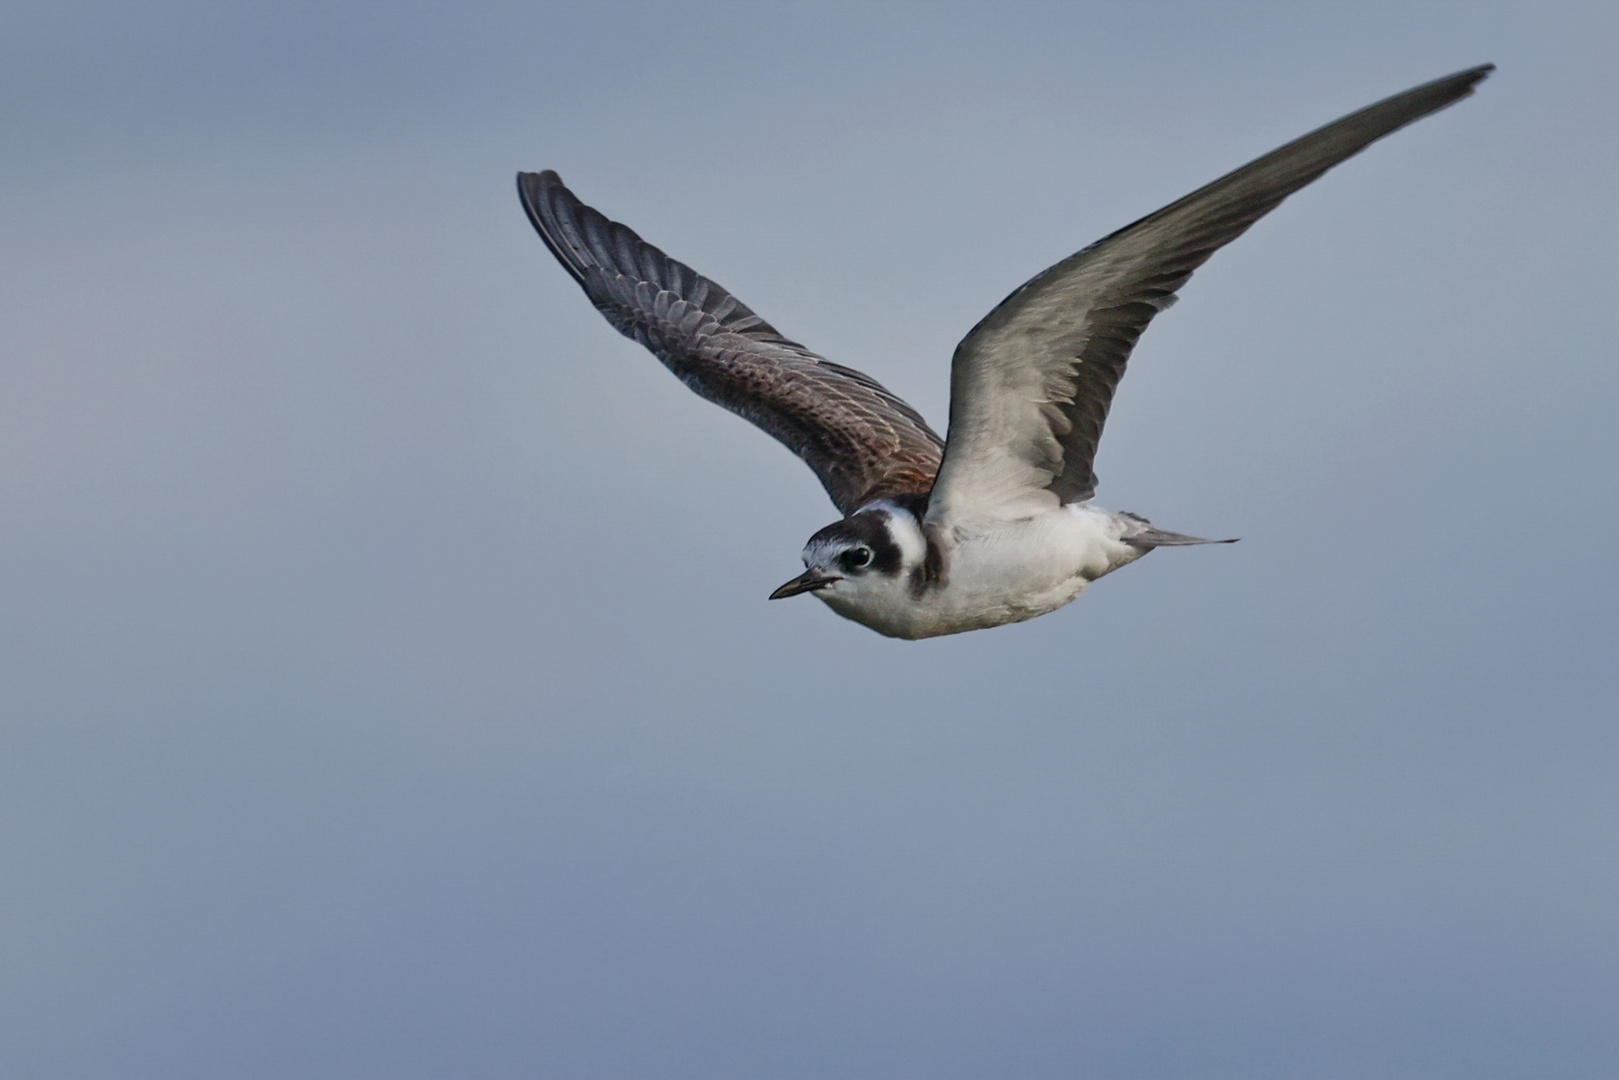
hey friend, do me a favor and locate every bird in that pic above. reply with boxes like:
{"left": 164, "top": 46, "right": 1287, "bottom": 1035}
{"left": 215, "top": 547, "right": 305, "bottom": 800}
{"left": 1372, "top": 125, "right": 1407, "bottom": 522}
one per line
{"left": 517, "top": 65, "right": 1491, "bottom": 639}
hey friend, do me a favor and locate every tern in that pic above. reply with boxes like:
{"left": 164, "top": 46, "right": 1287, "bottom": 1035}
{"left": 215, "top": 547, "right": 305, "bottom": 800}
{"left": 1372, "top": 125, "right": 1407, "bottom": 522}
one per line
{"left": 518, "top": 65, "right": 1490, "bottom": 639}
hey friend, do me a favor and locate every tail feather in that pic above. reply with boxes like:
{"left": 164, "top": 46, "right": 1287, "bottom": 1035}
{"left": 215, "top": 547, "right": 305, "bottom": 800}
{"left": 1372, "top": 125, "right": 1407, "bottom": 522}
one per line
{"left": 1119, "top": 513, "right": 1238, "bottom": 550}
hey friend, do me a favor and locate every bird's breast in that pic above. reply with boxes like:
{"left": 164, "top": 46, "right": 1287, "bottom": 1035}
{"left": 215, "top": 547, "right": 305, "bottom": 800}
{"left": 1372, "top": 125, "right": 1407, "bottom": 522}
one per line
{"left": 819, "top": 505, "right": 1141, "bottom": 639}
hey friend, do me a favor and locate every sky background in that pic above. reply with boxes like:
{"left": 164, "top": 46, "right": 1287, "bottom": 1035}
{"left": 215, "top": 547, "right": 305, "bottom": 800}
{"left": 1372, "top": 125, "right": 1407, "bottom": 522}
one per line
{"left": 2, "top": 2, "right": 1615, "bottom": 1077}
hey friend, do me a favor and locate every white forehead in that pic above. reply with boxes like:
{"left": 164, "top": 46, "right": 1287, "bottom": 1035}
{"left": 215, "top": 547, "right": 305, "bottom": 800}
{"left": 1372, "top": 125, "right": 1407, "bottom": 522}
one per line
{"left": 802, "top": 532, "right": 860, "bottom": 562}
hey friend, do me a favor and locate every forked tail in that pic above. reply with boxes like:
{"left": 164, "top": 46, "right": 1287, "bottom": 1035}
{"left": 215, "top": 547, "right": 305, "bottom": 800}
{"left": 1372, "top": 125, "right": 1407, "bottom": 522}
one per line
{"left": 1119, "top": 512, "right": 1239, "bottom": 550}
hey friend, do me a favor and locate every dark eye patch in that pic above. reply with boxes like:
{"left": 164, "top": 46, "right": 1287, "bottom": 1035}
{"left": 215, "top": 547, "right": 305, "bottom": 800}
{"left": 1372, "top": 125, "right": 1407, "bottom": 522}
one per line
{"left": 807, "top": 510, "right": 905, "bottom": 576}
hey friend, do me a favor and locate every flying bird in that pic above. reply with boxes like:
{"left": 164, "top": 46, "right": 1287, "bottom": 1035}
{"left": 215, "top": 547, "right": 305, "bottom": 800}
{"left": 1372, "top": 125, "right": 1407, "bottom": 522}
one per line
{"left": 518, "top": 65, "right": 1491, "bottom": 639}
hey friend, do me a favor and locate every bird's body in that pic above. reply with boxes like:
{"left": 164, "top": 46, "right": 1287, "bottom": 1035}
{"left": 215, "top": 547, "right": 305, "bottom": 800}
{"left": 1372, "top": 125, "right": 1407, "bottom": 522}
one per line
{"left": 518, "top": 65, "right": 1490, "bottom": 638}
{"left": 803, "top": 500, "right": 1153, "bottom": 639}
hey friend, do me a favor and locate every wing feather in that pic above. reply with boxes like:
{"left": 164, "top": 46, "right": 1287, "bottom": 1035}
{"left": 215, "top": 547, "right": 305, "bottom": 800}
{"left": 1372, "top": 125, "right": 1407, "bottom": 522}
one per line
{"left": 518, "top": 171, "right": 944, "bottom": 515}
{"left": 928, "top": 64, "right": 1492, "bottom": 527}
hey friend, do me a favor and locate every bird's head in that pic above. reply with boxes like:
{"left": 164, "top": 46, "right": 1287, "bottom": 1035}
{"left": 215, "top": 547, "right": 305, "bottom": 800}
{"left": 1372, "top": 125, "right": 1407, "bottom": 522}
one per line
{"left": 769, "top": 500, "right": 928, "bottom": 608}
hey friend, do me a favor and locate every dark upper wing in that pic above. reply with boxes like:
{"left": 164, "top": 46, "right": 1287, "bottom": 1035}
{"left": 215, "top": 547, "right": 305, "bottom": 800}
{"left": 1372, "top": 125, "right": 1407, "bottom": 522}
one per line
{"left": 926, "top": 64, "right": 1492, "bottom": 527}
{"left": 517, "top": 171, "right": 943, "bottom": 515}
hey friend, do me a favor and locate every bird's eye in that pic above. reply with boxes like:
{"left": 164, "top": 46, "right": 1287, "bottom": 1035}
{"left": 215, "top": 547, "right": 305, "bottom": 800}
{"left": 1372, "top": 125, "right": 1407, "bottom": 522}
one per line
{"left": 842, "top": 547, "right": 873, "bottom": 571}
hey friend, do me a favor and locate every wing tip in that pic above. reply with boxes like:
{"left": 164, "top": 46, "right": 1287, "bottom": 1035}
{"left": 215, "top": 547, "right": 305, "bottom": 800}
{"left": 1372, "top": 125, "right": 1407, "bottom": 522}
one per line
{"left": 1412, "top": 62, "right": 1496, "bottom": 112}
{"left": 516, "top": 169, "right": 600, "bottom": 287}
{"left": 517, "top": 168, "right": 563, "bottom": 194}
{"left": 516, "top": 169, "right": 564, "bottom": 222}
{"left": 1444, "top": 62, "right": 1495, "bottom": 96}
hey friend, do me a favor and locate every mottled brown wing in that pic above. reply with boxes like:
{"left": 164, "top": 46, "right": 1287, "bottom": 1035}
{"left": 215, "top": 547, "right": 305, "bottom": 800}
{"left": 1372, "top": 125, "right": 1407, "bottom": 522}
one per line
{"left": 518, "top": 171, "right": 943, "bottom": 515}
{"left": 927, "top": 64, "right": 1492, "bottom": 527}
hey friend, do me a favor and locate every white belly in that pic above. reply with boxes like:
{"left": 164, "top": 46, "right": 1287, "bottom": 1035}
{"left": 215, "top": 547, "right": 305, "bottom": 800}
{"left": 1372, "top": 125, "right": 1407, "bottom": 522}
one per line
{"left": 820, "top": 504, "right": 1147, "bottom": 639}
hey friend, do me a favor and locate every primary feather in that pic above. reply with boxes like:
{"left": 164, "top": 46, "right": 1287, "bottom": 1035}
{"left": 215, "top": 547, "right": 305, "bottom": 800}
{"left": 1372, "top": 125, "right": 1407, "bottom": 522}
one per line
{"left": 517, "top": 171, "right": 943, "bottom": 515}
{"left": 926, "top": 64, "right": 1493, "bottom": 530}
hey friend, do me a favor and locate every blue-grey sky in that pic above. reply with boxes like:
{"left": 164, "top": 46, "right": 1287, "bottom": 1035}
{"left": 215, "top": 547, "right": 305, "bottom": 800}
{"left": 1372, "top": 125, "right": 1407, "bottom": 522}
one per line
{"left": 2, "top": 3, "right": 1615, "bottom": 1077}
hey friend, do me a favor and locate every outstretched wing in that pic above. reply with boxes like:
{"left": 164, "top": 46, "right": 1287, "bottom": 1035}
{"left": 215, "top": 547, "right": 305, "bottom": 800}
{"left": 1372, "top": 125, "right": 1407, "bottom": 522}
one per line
{"left": 518, "top": 171, "right": 943, "bottom": 516}
{"left": 926, "top": 64, "right": 1492, "bottom": 528}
